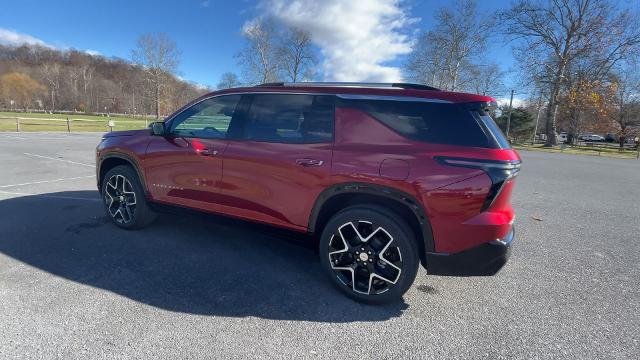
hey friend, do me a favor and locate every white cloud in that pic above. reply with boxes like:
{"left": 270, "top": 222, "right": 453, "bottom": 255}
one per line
{"left": 259, "top": 0, "right": 415, "bottom": 82}
{"left": 497, "top": 97, "right": 526, "bottom": 108}
{"left": 85, "top": 49, "right": 101, "bottom": 56}
{"left": 0, "top": 28, "right": 52, "bottom": 48}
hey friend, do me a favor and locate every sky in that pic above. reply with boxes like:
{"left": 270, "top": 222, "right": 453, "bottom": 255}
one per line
{"left": 0, "top": 0, "right": 520, "bottom": 92}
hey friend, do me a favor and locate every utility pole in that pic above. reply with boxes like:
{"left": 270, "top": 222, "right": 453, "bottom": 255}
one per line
{"left": 532, "top": 93, "right": 543, "bottom": 145}
{"left": 506, "top": 89, "right": 514, "bottom": 138}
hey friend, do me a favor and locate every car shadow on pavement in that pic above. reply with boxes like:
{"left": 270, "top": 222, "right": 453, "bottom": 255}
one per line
{"left": 0, "top": 191, "right": 409, "bottom": 322}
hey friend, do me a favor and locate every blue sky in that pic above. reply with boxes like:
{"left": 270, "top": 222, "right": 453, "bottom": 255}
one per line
{"left": 0, "top": 0, "right": 518, "bottom": 91}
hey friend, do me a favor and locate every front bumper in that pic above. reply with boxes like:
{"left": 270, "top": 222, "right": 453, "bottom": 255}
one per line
{"left": 424, "top": 226, "right": 514, "bottom": 276}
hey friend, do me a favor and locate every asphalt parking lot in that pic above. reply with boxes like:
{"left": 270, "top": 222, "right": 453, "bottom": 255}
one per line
{"left": 0, "top": 132, "right": 638, "bottom": 359}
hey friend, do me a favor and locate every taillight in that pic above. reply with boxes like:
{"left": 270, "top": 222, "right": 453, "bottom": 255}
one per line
{"left": 434, "top": 156, "right": 521, "bottom": 211}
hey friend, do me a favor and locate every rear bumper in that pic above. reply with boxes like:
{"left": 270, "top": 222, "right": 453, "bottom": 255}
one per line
{"left": 424, "top": 226, "right": 514, "bottom": 276}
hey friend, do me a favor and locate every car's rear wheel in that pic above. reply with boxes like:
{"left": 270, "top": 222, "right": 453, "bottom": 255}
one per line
{"left": 319, "top": 205, "right": 419, "bottom": 304}
{"left": 101, "top": 165, "right": 156, "bottom": 229}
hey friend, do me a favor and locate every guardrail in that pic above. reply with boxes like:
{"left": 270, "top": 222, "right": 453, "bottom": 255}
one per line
{"left": 0, "top": 116, "right": 150, "bottom": 132}
{"left": 526, "top": 139, "right": 640, "bottom": 159}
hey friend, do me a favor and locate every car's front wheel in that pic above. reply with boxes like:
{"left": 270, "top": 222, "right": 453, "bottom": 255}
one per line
{"left": 101, "top": 165, "right": 156, "bottom": 229}
{"left": 319, "top": 205, "right": 419, "bottom": 304}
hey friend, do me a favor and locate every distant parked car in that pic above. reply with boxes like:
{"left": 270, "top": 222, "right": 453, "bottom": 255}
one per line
{"left": 557, "top": 132, "right": 568, "bottom": 143}
{"left": 580, "top": 134, "right": 605, "bottom": 142}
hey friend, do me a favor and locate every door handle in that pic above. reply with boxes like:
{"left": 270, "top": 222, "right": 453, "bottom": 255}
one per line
{"left": 198, "top": 148, "right": 218, "bottom": 156}
{"left": 296, "top": 158, "right": 324, "bottom": 167}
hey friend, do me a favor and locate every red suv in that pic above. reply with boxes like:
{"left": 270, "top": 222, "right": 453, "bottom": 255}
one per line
{"left": 96, "top": 82, "right": 520, "bottom": 303}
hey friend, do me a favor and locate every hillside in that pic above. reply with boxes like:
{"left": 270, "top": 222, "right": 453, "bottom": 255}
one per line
{"left": 0, "top": 44, "right": 208, "bottom": 116}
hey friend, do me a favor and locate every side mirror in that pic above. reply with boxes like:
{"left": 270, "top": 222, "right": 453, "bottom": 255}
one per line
{"left": 151, "top": 122, "right": 166, "bottom": 136}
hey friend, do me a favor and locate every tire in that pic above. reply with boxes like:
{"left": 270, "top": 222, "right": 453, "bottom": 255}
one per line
{"left": 101, "top": 165, "right": 156, "bottom": 229}
{"left": 319, "top": 204, "right": 419, "bottom": 304}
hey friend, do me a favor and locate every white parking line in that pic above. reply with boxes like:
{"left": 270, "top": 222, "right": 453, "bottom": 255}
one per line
{"left": 0, "top": 189, "right": 101, "bottom": 202}
{"left": 0, "top": 175, "right": 94, "bottom": 188}
{"left": 23, "top": 152, "right": 94, "bottom": 167}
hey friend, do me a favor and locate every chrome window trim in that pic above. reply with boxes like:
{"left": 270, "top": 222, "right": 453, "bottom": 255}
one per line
{"left": 167, "top": 91, "right": 453, "bottom": 126}
{"left": 336, "top": 94, "right": 452, "bottom": 104}
{"left": 166, "top": 92, "right": 334, "bottom": 126}
{"left": 167, "top": 92, "right": 338, "bottom": 143}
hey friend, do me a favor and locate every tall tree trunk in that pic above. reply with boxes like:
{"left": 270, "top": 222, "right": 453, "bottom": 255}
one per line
{"left": 544, "top": 62, "right": 567, "bottom": 147}
{"left": 155, "top": 82, "right": 160, "bottom": 120}
{"left": 619, "top": 114, "right": 626, "bottom": 149}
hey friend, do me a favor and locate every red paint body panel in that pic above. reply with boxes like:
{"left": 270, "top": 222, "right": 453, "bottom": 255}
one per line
{"left": 97, "top": 85, "right": 520, "bottom": 256}
{"left": 216, "top": 140, "right": 332, "bottom": 228}
{"left": 144, "top": 136, "right": 229, "bottom": 213}
{"left": 422, "top": 174, "right": 496, "bottom": 253}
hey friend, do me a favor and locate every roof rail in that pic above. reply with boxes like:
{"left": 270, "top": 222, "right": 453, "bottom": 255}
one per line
{"left": 255, "top": 82, "right": 440, "bottom": 91}
{"left": 392, "top": 83, "right": 441, "bottom": 91}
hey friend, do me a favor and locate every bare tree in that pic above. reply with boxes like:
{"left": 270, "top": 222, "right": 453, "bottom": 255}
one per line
{"left": 611, "top": 61, "right": 640, "bottom": 147}
{"left": 81, "top": 64, "right": 93, "bottom": 98}
{"left": 404, "top": 31, "right": 444, "bottom": 87}
{"left": 467, "top": 63, "right": 505, "bottom": 97}
{"left": 501, "top": 0, "right": 640, "bottom": 146}
{"left": 131, "top": 33, "right": 181, "bottom": 119}
{"left": 279, "top": 27, "right": 316, "bottom": 82}
{"left": 39, "top": 62, "right": 61, "bottom": 111}
{"left": 405, "top": 0, "right": 492, "bottom": 91}
{"left": 217, "top": 72, "right": 241, "bottom": 89}
{"left": 237, "top": 19, "right": 281, "bottom": 84}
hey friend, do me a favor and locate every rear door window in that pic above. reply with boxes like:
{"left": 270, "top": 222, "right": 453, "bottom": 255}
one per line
{"left": 242, "top": 94, "right": 334, "bottom": 143}
{"left": 338, "top": 99, "right": 498, "bottom": 148}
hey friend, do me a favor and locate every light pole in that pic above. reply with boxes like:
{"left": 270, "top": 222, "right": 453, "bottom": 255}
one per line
{"left": 506, "top": 89, "right": 514, "bottom": 138}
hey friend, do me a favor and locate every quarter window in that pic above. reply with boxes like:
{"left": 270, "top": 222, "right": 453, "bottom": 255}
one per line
{"left": 243, "top": 94, "right": 334, "bottom": 143}
{"left": 171, "top": 95, "right": 241, "bottom": 139}
{"left": 338, "top": 99, "right": 495, "bottom": 148}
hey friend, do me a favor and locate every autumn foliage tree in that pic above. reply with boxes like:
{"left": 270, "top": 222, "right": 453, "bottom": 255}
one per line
{"left": 0, "top": 72, "right": 46, "bottom": 111}
{"left": 557, "top": 79, "right": 616, "bottom": 144}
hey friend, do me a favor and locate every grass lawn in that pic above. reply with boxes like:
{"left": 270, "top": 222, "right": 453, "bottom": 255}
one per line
{"left": 514, "top": 143, "right": 640, "bottom": 159}
{"left": 0, "top": 111, "right": 153, "bottom": 132}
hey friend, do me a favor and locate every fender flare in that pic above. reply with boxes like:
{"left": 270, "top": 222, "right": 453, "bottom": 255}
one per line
{"left": 308, "top": 182, "right": 434, "bottom": 253}
{"left": 97, "top": 152, "right": 148, "bottom": 193}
